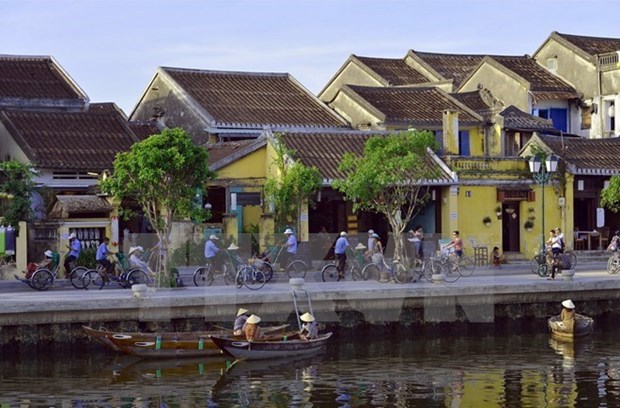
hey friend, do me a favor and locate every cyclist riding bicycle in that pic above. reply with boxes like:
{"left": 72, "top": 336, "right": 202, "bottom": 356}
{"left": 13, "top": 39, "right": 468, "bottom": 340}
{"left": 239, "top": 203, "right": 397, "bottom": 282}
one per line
{"left": 96, "top": 237, "right": 114, "bottom": 278}
{"left": 204, "top": 234, "right": 223, "bottom": 272}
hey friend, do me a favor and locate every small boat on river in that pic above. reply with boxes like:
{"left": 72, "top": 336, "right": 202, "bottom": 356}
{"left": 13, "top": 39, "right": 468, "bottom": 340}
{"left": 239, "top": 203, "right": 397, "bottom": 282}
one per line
{"left": 547, "top": 314, "right": 594, "bottom": 340}
{"left": 210, "top": 332, "right": 332, "bottom": 360}
{"left": 83, "top": 324, "right": 289, "bottom": 358}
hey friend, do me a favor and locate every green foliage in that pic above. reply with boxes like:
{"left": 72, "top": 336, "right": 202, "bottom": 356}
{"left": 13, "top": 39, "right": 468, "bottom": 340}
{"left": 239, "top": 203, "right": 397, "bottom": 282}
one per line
{"left": 170, "top": 239, "right": 206, "bottom": 266}
{"left": 77, "top": 248, "right": 97, "bottom": 268}
{"left": 0, "top": 161, "right": 35, "bottom": 230}
{"left": 264, "top": 133, "right": 322, "bottom": 230}
{"left": 602, "top": 175, "right": 620, "bottom": 212}
{"left": 333, "top": 130, "right": 439, "bottom": 261}
{"left": 101, "top": 128, "right": 215, "bottom": 285}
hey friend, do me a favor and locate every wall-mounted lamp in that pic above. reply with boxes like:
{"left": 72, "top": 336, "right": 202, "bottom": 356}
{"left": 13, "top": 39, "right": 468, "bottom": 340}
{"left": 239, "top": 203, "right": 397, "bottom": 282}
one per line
{"left": 204, "top": 202, "right": 212, "bottom": 210}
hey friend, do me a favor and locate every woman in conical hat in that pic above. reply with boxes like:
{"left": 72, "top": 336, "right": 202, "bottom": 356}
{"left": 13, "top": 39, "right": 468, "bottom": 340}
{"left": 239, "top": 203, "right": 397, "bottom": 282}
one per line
{"left": 299, "top": 312, "right": 319, "bottom": 340}
{"left": 233, "top": 308, "right": 250, "bottom": 335}
{"left": 242, "top": 314, "right": 261, "bottom": 341}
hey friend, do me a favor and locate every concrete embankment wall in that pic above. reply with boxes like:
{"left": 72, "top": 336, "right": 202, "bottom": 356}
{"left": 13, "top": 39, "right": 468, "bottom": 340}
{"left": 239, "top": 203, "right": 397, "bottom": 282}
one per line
{"left": 2, "top": 276, "right": 620, "bottom": 346}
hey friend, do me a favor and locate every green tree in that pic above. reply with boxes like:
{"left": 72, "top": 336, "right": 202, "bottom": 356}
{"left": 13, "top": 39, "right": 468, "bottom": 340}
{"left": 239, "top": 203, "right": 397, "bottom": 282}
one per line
{"left": 264, "top": 134, "right": 322, "bottom": 232}
{"left": 101, "top": 128, "right": 214, "bottom": 286}
{"left": 601, "top": 175, "right": 620, "bottom": 212}
{"left": 0, "top": 161, "right": 35, "bottom": 230}
{"left": 333, "top": 130, "right": 439, "bottom": 262}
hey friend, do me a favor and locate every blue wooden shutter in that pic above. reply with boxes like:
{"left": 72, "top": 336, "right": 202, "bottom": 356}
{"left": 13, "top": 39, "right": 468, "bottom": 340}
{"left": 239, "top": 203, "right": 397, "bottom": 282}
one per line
{"left": 458, "top": 130, "right": 470, "bottom": 156}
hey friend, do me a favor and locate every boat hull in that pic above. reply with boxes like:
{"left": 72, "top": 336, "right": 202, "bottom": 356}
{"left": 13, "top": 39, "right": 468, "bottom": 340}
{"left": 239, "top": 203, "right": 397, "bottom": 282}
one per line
{"left": 548, "top": 314, "right": 594, "bottom": 340}
{"left": 83, "top": 325, "right": 288, "bottom": 358}
{"left": 210, "top": 332, "right": 332, "bottom": 360}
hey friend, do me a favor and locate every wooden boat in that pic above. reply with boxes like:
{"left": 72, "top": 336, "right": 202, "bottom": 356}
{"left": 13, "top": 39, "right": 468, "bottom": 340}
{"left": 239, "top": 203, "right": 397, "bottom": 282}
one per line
{"left": 547, "top": 313, "right": 594, "bottom": 340}
{"left": 83, "top": 324, "right": 289, "bottom": 358}
{"left": 210, "top": 332, "right": 332, "bottom": 360}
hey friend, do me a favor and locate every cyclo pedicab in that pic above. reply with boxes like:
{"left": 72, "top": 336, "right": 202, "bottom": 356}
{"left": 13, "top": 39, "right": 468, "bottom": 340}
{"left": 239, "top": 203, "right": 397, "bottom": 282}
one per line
{"left": 14, "top": 250, "right": 88, "bottom": 291}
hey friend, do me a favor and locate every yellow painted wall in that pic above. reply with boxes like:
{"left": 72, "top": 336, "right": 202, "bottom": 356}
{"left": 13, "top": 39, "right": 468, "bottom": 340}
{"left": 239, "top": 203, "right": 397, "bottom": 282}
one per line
{"left": 243, "top": 205, "right": 261, "bottom": 231}
{"left": 468, "top": 127, "right": 485, "bottom": 156}
{"left": 453, "top": 186, "right": 502, "bottom": 256}
{"left": 216, "top": 147, "right": 267, "bottom": 179}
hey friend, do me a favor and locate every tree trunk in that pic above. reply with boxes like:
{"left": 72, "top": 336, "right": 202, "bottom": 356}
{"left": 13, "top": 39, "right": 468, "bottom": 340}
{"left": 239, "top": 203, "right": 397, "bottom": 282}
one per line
{"left": 386, "top": 214, "right": 407, "bottom": 265}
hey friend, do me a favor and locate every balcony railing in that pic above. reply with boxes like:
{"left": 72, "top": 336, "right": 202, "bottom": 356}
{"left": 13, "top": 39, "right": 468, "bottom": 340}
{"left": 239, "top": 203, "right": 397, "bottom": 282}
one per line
{"left": 599, "top": 52, "right": 619, "bottom": 71}
{"left": 443, "top": 156, "right": 530, "bottom": 179}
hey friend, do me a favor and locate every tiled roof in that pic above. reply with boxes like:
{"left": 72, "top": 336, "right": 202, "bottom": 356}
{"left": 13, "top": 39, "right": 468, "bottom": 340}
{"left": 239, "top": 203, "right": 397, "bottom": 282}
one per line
{"left": 412, "top": 51, "right": 486, "bottom": 87}
{"left": 207, "top": 139, "right": 261, "bottom": 166}
{"left": 539, "top": 134, "right": 620, "bottom": 174}
{"left": 0, "top": 103, "right": 139, "bottom": 171}
{"left": 500, "top": 106, "right": 556, "bottom": 131}
{"left": 354, "top": 56, "right": 429, "bottom": 85}
{"left": 127, "top": 121, "right": 162, "bottom": 141}
{"left": 451, "top": 88, "right": 500, "bottom": 118}
{"left": 346, "top": 85, "right": 482, "bottom": 126}
{"left": 279, "top": 130, "right": 455, "bottom": 185}
{"left": 162, "top": 68, "right": 347, "bottom": 129}
{"left": 0, "top": 55, "right": 86, "bottom": 101}
{"left": 491, "top": 56, "right": 579, "bottom": 98}
{"left": 557, "top": 32, "right": 620, "bottom": 56}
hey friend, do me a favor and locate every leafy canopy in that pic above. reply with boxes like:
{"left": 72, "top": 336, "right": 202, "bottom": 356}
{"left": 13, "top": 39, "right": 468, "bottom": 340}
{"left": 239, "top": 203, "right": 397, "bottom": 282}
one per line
{"left": 264, "top": 133, "right": 322, "bottom": 229}
{"left": 601, "top": 175, "right": 620, "bottom": 213}
{"left": 334, "top": 130, "right": 439, "bottom": 218}
{"left": 0, "top": 161, "right": 35, "bottom": 229}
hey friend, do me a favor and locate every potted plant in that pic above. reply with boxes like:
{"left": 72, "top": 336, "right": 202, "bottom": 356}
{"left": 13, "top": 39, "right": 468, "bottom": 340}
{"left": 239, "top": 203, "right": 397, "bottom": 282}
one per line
{"left": 483, "top": 216, "right": 492, "bottom": 227}
{"left": 524, "top": 220, "right": 534, "bottom": 231}
{"left": 495, "top": 206, "right": 502, "bottom": 219}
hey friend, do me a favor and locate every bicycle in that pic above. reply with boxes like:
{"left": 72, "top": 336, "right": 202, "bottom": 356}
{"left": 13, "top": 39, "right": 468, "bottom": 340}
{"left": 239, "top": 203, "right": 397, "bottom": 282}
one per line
{"left": 193, "top": 249, "right": 239, "bottom": 287}
{"left": 412, "top": 256, "right": 445, "bottom": 283}
{"left": 321, "top": 248, "right": 367, "bottom": 282}
{"left": 427, "top": 250, "right": 461, "bottom": 283}
{"left": 262, "top": 245, "right": 308, "bottom": 279}
{"left": 14, "top": 252, "right": 88, "bottom": 291}
{"left": 83, "top": 253, "right": 150, "bottom": 290}
{"left": 531, "top": 246, "right": 576, "bottom": 274}
{"left": 234, "top": 263, "right": 266, "bottom": 290}
{"left": 360, "top": 255, "right": 410, "bottom": 283}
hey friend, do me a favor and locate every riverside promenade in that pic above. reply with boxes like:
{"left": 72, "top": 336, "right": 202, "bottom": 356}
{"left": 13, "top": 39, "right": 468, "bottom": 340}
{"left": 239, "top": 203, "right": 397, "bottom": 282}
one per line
{"left": 1, "top": 260, "right": 619, "bottom": 345}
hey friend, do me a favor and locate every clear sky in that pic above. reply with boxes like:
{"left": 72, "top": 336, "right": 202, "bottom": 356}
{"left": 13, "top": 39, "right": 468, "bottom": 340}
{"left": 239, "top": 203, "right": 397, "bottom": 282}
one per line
{"left": 2, "top": 0, "right": 619, "bottom": 115}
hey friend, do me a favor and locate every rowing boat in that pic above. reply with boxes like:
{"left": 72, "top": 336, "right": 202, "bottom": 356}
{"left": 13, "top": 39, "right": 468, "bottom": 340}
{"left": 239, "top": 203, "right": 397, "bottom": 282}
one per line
{"left": 547, "top": 314, "right": 594, "bottom": 340}
{"left": 210, "top": 332, "right": 332, "bottom": 360}
{"left": 83, "top": 324, "right": 289, "bottom": 358}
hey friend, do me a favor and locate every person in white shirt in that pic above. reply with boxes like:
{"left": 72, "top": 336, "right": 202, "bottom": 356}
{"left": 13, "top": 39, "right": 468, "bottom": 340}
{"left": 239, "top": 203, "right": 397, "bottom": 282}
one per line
{"left": 128, "top": 246, "right": 151, "bottom": 273}
{"left": 299, "top": 312, "right": 319, "bottom": 340}
{"left": 281, "top": 228, "right": 297, "bottom": 270}
{"left": 365, "top": 229, "right": 375, "bottom": 260}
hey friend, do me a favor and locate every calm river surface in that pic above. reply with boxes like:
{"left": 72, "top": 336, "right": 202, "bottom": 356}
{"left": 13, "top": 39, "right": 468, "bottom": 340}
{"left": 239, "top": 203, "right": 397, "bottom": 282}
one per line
{"left": 2, "top": 323, "right": 620, "bottom": 408}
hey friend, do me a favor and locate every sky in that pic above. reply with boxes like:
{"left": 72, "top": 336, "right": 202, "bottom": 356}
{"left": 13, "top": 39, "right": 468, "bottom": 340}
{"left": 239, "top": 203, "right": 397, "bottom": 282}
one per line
{"left": 2, "top": 0, "right": 619, "bottom": 115}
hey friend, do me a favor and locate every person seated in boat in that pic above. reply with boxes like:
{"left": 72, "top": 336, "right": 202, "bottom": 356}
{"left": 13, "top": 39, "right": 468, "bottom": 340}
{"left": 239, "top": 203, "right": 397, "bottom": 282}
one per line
{"left": 233, "top": 308, "right": 250, "bottom": 335}
{"left": 557, "top": 299, "right": 576, "bottom": 332}
{"left": 299, "top": 312, "right": 319, "bottom": 341}
{"left": 242, "top": 314, "right": 261, "bottom": 341}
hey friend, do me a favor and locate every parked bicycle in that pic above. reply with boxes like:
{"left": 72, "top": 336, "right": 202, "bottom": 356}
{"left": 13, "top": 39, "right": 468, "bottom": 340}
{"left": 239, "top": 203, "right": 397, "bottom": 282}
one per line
{"left": 530, "top": 246, "right": 576, "bottom": 274}
{"left": 607, "top": 251, "right": 620, "bottom": 274}
{"left": 14, "top": 251, "right": 88, "bottom": 291}
{"left": 83, "top": 252, "right": 151, "bottom": 290}
{"left": 234, "top": 263, "right": 266, "bottom": 290}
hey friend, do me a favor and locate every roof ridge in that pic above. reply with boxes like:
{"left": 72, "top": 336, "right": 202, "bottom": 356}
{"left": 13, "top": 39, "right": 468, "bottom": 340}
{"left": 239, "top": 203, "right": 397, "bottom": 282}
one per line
{"left": 161, "top": 66, "right": 288, "bottom": 77}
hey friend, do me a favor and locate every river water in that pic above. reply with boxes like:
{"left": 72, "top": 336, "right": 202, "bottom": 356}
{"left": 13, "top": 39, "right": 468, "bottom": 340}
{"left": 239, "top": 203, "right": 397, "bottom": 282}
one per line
{"left": 1, "top": 323, "right": 620, "bottom": 408}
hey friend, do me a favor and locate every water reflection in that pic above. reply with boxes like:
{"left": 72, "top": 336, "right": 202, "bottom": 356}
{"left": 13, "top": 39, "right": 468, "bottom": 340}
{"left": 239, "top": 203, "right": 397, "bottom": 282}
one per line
{"left": 2, "top": 327, "right": 620, "bottom": 407}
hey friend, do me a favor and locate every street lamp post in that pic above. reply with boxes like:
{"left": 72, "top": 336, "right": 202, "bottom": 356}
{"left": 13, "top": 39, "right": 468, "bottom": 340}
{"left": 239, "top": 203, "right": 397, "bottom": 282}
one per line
{"left": 529, "top": 155, "right": 559, "bottom": 251}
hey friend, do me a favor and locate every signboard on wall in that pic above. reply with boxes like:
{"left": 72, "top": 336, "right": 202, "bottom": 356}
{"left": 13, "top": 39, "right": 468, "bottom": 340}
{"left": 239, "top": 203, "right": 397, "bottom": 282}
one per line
{"left": 235, "top": 193, "right": 261, "bottom": 206}
{"left": 597, "top": 207, "right": 605, "bottom": 228}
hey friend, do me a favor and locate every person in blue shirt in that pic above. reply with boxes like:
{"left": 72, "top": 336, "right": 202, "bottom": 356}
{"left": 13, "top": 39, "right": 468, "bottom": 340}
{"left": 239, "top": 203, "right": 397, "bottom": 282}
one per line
{"left": 204, "top": 234, "right": 223, "bottom": 271}
{"left": 64, "top": 232, "right": 81, "bottom": 276}
{"left": 334, "top": 231, "right": 349, "bottom": 279}
{"left": 280, "top": 228, "right": 297, "bottom": 270}
{"left": 96, "top": 237, "right": 113, "bottom": 277}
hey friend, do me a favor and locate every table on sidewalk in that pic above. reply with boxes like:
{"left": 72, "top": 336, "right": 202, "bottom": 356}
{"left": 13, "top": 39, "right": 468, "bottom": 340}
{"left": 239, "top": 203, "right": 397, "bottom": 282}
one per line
{"left": 578, "top": 231, "right": 600, "bottom": 250}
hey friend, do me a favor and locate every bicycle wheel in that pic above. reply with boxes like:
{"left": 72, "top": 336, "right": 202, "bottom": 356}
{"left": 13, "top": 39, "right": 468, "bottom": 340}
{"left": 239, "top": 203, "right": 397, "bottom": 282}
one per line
{"left": 84, "top": 269, "right": 105, "bottom": 290}
{"left": 607, "top": 254, "right": 620, "bottom": 274}
{"left": 443, "top": 263, "right": 461, "bottom": 283}
{"left": 245, "top": 269, "right": 266, "bottom": 290}
{"left": 362, "top": 263, "right": 381, "bottom": 281}
{"left": 392, "top": 263, "right": 411, "bottom": 283}
{"left": 31, "top": 269, "right": 53, "bottom": 291}
{"left": 127, "top": 269, "right": 150, "bottom": 286}
{"left": 321, "top": 264, "right": 339, "bottom": 282}
{"left": 351, "top": 265, "right": 363, "bottom": 281}
{"left": 235, "top": 267, "right": 246, "bottom": 289}
{"left": 260, "top": 262, "right": 274, "bottom": 283}
{"left": 193, "top": 266, "right": 214, "bottom": 287}
{"left": 530, "top": 257, "right": 540, "bottom": 274}
{"left": 223, "top": 264, "right": 236, "bottom": 286}
{"left": 537, "top": 263, "right": 549, "bottom": 277}
{"left": 287, "top": 260, "right": 307, "bottom": 278}
{"left": 423, "top": 261, "right": 444, "bottom": 282}
{"left": 567, "top": 251, "right": 577, "bottom": 270}
{"left": 69, "top": 266, "right": 88, "bottom": 289}
{"left": 458, "top": 257, "right": 475, "bottom": 277}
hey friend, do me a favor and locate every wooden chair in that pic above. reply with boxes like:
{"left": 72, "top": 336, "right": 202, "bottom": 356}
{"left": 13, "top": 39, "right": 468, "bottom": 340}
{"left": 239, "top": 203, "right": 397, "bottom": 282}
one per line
{"left": 598, "top": 227, "right": 610, "bottom": 249}
{"left": 573, "top": 232, "right": 586, "bottom": 250}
